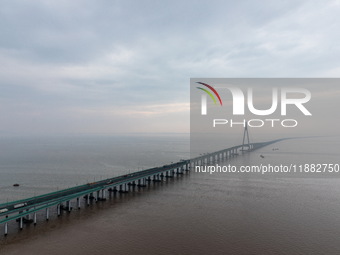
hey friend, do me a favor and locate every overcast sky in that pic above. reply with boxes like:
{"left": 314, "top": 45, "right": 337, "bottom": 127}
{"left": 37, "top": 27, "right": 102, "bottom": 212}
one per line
{"left": 1, "top": 0, "right": 340, "bottom": 135}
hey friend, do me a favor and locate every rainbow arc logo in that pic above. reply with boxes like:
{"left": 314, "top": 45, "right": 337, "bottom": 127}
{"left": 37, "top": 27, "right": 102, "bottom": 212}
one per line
{"left": 196, "top": 82, "right": 223, "bottom": 115}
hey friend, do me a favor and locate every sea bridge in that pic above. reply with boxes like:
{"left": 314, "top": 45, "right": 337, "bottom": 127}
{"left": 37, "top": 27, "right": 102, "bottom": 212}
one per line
{"left": 0, "top": 138, "right": 283, "bottom": 236}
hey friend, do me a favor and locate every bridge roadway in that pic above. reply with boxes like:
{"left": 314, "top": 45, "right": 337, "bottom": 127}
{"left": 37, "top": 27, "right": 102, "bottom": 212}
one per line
{"left": 0, "top": 139, "right": 282, "bottom": 235}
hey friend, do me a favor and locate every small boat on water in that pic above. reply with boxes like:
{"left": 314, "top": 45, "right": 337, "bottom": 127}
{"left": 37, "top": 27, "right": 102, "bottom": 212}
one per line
{"left": 260, "top": 155, "right": 265, "bottom": 158}
{"left": 13, "top": 183, "right": 20, "bottom": 187}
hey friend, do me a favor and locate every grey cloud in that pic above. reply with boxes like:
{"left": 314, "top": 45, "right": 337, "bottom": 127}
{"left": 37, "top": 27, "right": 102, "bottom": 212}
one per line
{"left": 1, "top": 0, "right": 340, "bottom": 135}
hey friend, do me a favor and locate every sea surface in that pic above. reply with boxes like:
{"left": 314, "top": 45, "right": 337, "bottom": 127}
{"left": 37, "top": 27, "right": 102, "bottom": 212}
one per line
{"left": 1, "top": 134, "right": 340, "bottom": 255}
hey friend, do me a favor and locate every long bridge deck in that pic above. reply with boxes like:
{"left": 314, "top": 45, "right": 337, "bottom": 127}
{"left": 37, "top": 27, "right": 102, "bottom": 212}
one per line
{"left": 0, "top": 139, "right": 283, "bottom": 235}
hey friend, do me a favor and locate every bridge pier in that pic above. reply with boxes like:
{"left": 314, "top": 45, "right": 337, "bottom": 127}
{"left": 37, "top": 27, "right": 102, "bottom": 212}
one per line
{"left": 34, "top": 212, "right": 37, "bottom": 225}
{"left": 77, "top": 197, "right": 80, "bottom": 209}
{"left": 46, "top": 207, "right": 49, "bottom": 221}
{"left": 119, "top": 183, "right": 129, "bottom": 193}
{"left": 66, "top": 201, "right": 71, "bottom": 212}
{"left": 137, "top": 178, "right": 146, "bottom": 187}
{"left": 4, "top": 222, "right": 8, "bottom": 236}
{"left": 19, "top": 217, "right": 23, "bottom": 230}
{"left": 57, "top": 204, "right": 61, "bottom": 216}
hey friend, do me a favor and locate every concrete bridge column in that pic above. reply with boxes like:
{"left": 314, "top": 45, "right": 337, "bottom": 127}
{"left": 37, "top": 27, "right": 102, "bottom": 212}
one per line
{"left": 4, "top": 222, "right": 8, "bottom": 236}
{"left": 46, "top": 207, "right": 49, "bottom": 221}
{"left": 87, "top": 194, "right": 90, "bottom": 206}
{"left": 57, "top": 204, "right": 61, "bottom": 216}
{"left": 34, "top": 212, "right": 37, "bottom": 225}
{"left": 67, "top": 200, "right": 71, "bottom": 212}
{"left": 20, "top": 217, "right": 23, "bottom": 230}
{"left": 102, "top": 189, "right": 106, "bottom": 199}
{"left": 77, "top": 197, "right": 81, "bottom": 209}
